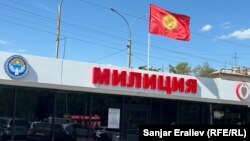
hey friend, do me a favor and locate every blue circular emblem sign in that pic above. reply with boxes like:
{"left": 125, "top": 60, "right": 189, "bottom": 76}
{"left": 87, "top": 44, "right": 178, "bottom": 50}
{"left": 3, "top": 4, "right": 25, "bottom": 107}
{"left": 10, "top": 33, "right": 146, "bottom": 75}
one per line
{"left": 4, "top": 55, "right": 29, "bottom": 79}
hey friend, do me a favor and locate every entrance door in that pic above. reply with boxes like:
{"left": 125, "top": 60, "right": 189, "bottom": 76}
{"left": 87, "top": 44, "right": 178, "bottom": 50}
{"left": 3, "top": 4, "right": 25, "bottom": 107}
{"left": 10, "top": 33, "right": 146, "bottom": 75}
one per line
{"left": 124, "top": 105, "right": 149, "bottom": 141}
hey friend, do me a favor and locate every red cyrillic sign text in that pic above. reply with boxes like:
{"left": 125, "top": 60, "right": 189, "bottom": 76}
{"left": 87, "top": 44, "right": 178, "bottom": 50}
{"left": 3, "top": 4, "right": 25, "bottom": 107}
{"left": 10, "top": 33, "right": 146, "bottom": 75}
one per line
{"left": 92, "top": 67, "right": 197, "bottom": 95}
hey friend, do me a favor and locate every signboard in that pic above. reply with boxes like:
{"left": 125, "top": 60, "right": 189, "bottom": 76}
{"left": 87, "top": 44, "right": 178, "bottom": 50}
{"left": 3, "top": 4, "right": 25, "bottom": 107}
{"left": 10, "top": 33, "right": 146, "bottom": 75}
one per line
{"left": 108, "top": 108, "right": 120, "bottom": 129}
{"left": 92, "top": 67, "right": 197, "bottom": 95}
{"left": 236, "top": 83, "right": 250, "bottom": 101}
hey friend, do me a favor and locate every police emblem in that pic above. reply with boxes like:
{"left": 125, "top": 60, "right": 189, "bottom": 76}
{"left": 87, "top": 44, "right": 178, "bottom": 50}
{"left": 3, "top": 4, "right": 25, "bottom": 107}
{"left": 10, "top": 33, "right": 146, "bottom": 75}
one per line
{"left": 4, "top": 55, "right": 29, "bottom": 79}
{"left": 236, "top": 83, "right": 250, "bottom": 101}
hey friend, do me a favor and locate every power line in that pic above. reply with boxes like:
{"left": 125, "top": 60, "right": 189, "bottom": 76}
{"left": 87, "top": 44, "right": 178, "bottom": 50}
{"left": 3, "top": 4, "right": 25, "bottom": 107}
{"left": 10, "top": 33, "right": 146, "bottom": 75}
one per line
{"left": 0, "top": 12, "right": 126, "bottom": 50}
{"left": 7, "top": 0, "right": 56, "bottom": 13}
{"left": 0, "top": 3, "right": 128, "bottom": 41}
{"left": 2, "top": 1, "right": 250, "bottom": 52}
{"left": 193, "top": 32, "right": 250, "bottom": 48}
{"left": 5, "top": 0, "right": 135, "bottom": 37}
{"left": 0, "top": 3, "right": 55, "bottom": 21}
{"left": 149, "top": 44, "right": 226, "bottom": 64}
{"left": 0, "top": 18, "right": 55, "bottom": 35}
{"left": 91, "top": 48, "right": 127, "bottom": 63}
{"left": 0, "top": 17, "right": 129, "bottom": 63}
{"left": 79, "top": 0, "right": 109, "bottom": 10}
{"left": 0, "top": 13, "right": 54, "bottom": 30}
{"left": 77, "top": 0, "right": 250, "bottom": 48}
{"left": 0, "top": 16, "right": 235, "bottom": 67}
{"left": 132, "top": 54, "right": 147, "bottom": 64}
{"left": 0, "top": 4, "right": 130, "bottom": 47}
{"left": 0, "top": 18, "right": 123, "bottom": 52}
{"left": 195, "top": 0, "right": 250, "bottom": 17}
{"left": 1, "top": 1, "right": 250, "bottom": 66}
{"left": 79, "top": 0, "right": 141, "bottom": 18}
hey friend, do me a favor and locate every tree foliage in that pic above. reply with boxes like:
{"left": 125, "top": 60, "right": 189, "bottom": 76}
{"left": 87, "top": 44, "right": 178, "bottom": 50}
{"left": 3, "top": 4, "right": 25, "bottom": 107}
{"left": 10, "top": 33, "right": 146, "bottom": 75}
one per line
{"left": 168, "top": 62, "right": 215, "bottom": 77}
{"left": 169, "top": 62, "right": 191, "bottom": 75}
{"left": 192, "top": 62, "right": 215, "bottom": 78}
{"left": 138, "top": 65, "right": 161, "bottom": 72}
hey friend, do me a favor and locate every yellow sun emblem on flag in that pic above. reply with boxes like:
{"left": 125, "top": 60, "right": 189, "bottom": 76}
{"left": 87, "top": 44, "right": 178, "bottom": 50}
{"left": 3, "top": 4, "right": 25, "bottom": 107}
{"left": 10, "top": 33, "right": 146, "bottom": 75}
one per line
{"left": 162, "top": 15, "right": 178, "bottom": 30}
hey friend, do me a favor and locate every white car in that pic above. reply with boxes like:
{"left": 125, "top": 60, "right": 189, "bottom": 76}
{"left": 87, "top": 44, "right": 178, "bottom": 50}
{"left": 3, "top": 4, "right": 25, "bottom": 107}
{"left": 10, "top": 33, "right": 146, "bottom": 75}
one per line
{"left": 96, "top": 127, "right": 120, "bottom": 141}
{"left": 95, "top": 126, "right": 107, "bottom": 138}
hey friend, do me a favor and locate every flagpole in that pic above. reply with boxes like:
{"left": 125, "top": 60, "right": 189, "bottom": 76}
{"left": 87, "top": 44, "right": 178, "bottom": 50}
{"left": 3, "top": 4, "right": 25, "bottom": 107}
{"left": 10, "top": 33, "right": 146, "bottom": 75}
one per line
{"left": 147, "top": 33, "right": 151, "bottom": 70}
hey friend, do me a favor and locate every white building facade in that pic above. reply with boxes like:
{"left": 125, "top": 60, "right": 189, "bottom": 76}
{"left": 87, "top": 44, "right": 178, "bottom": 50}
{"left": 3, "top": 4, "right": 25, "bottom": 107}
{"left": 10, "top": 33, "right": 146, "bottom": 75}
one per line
{"left": 0, "top": 51, "right": 249, "bottom": 141}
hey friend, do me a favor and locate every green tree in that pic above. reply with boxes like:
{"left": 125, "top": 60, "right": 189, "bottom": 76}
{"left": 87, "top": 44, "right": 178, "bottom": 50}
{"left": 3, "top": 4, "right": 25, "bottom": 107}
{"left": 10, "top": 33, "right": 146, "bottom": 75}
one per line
{"left": 192, "top": 62, "right": 215, "bottom": 78}
{"left": 138, "top": 65, "right": 161, "bottom": 72}
{"left": 169, "top": 62, "right": 191, "bottom": 75}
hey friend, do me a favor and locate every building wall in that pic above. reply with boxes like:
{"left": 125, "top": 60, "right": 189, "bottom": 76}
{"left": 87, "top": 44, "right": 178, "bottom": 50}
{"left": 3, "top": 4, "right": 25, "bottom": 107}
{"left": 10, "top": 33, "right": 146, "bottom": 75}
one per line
{"left": 0, "top": 51, "right": 249, "bottom": 107}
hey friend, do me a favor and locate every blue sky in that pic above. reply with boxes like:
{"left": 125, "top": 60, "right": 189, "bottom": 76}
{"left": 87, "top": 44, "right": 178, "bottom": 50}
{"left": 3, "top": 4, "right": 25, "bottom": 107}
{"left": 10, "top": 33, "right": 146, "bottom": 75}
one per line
{"left": 0, "top": 0, "right": 250, "bottom": 71}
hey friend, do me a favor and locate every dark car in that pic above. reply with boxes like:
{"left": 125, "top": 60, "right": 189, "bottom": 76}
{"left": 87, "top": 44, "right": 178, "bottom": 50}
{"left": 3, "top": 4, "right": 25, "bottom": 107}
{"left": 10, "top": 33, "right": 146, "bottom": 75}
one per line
{"left": 0, "top": 117, "right": 29, "bottom": 140}
{"left": 0, "top": 127, "right": 5, "bottom": 141}
{"left": 27, "top": 122, "right": 76, "bottom": 141}
{"left": 63, "top": 123, "right": 91, "bottom": 141}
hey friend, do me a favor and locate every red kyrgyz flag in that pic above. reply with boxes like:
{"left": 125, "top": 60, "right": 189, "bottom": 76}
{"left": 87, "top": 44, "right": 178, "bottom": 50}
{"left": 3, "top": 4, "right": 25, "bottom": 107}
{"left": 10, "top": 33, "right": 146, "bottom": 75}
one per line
{"left": 149, "top": 4, "right": 190, "bottom": 41}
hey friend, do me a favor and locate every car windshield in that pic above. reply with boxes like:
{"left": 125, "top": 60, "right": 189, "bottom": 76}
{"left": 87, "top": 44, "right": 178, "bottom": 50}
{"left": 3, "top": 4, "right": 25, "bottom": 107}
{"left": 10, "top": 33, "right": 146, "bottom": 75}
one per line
{"left": 72, "top": 124, "right": 83, "bottom": 128}
{"left": 47, "top": 117, "right": 71, "bottom": 124}
{"left": 31, "top": 122, "right": 64, "bottom": 133}
{"left": 33, "top": 122, "right": 51, "bottom": 130}
{"left": 72, "top": 124, "right": 88, "bottom": 136}
{"left": 9, "top": 119, "right": 29, "bottom": 127}
{"left": 97, "top": 127, "right": 107, "bottom": 130}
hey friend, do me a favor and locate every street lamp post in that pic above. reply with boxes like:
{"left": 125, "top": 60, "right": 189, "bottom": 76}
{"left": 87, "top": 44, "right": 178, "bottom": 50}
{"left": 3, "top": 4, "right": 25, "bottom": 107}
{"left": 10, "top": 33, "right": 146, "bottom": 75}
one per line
{"left": 110, "top": 8, "right": 146, "bottom": 68}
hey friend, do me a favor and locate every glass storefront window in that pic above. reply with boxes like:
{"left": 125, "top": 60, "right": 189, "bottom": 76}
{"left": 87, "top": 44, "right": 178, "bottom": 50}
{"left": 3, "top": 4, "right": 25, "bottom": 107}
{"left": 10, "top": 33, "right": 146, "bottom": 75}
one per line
{"left": 92, "top": 94, "right": 122, "bottom": 128}
{"left": 248, "top": 108, "right": 250, "bottom": 124}
{"left": 212, "top": 103, "right": 247, "bottom": 125}
{"left": 177, "top": 101, "right": 203, "bottom": 125}
{"left": 125, "top": 96, "right": 149, "bottom": 105}
{"left": 0, "top": 86, "right": 14, "bottom": 117}
{"left": 0, "top": 84, "right": 250, "bottom": 141}
{"left": 16, "top": 87, "right": 54, "bottom": 121}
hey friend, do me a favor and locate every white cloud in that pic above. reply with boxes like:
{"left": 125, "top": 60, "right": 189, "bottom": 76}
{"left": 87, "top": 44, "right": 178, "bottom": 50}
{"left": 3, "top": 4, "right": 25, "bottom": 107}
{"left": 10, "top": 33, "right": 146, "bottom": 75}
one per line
{"left": 221, "top": 21, "right": 230, "bottom": 29}
{"left": 7, "top": 49, "right": 27, "bottom": 53}
{"left": 42, "top": 5, "right": 55, "bottom": 13}
{"left": 218, "top": 28, "right": 250, "bottom": 40}
{"left": 0, "top": 40, "right": 9, "bottom": 45}
{"left": 17, "top": 49, "right": 27, "bottom": 53}
{"left": 201, "top": 24, "right": 213, "bottom": 31}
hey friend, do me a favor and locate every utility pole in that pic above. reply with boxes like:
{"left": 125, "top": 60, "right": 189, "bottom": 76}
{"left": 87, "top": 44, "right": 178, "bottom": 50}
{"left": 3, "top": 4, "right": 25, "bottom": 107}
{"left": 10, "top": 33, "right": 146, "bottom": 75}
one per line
{"left": 55, "top": 0, "right": 63, "bottom": 59}
{"left": 53, "top": 1, "right": 63, "bottom": 141}
{"left": 232, "top": 52, "right": 239, "bottom": 67}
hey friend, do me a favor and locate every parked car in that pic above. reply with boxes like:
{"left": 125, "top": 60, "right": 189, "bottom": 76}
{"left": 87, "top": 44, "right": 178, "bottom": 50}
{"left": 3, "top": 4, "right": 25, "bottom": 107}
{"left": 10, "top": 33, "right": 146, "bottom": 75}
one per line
{"left": 95, "top": 126, "right": 107, "bottom": 138}
{"left": 47, "top": 117, "right": 72, "bottom": 125}
{"left": 0, "top": 127, "right": 6, "bottom": 141}
{"left": 27, "top": 122, "right": 76, "bottom": 141}
{"left": 126, "top": 129, "right": 139, "bottom": 141}
{"left": 0, "top": 117, "right": 29, "bottom": 140}
{"left": 63, "top": 123, "right": 90, "bottom": 140}
{"left": 96, "top": 127, "right": 120, "bottom": 141}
